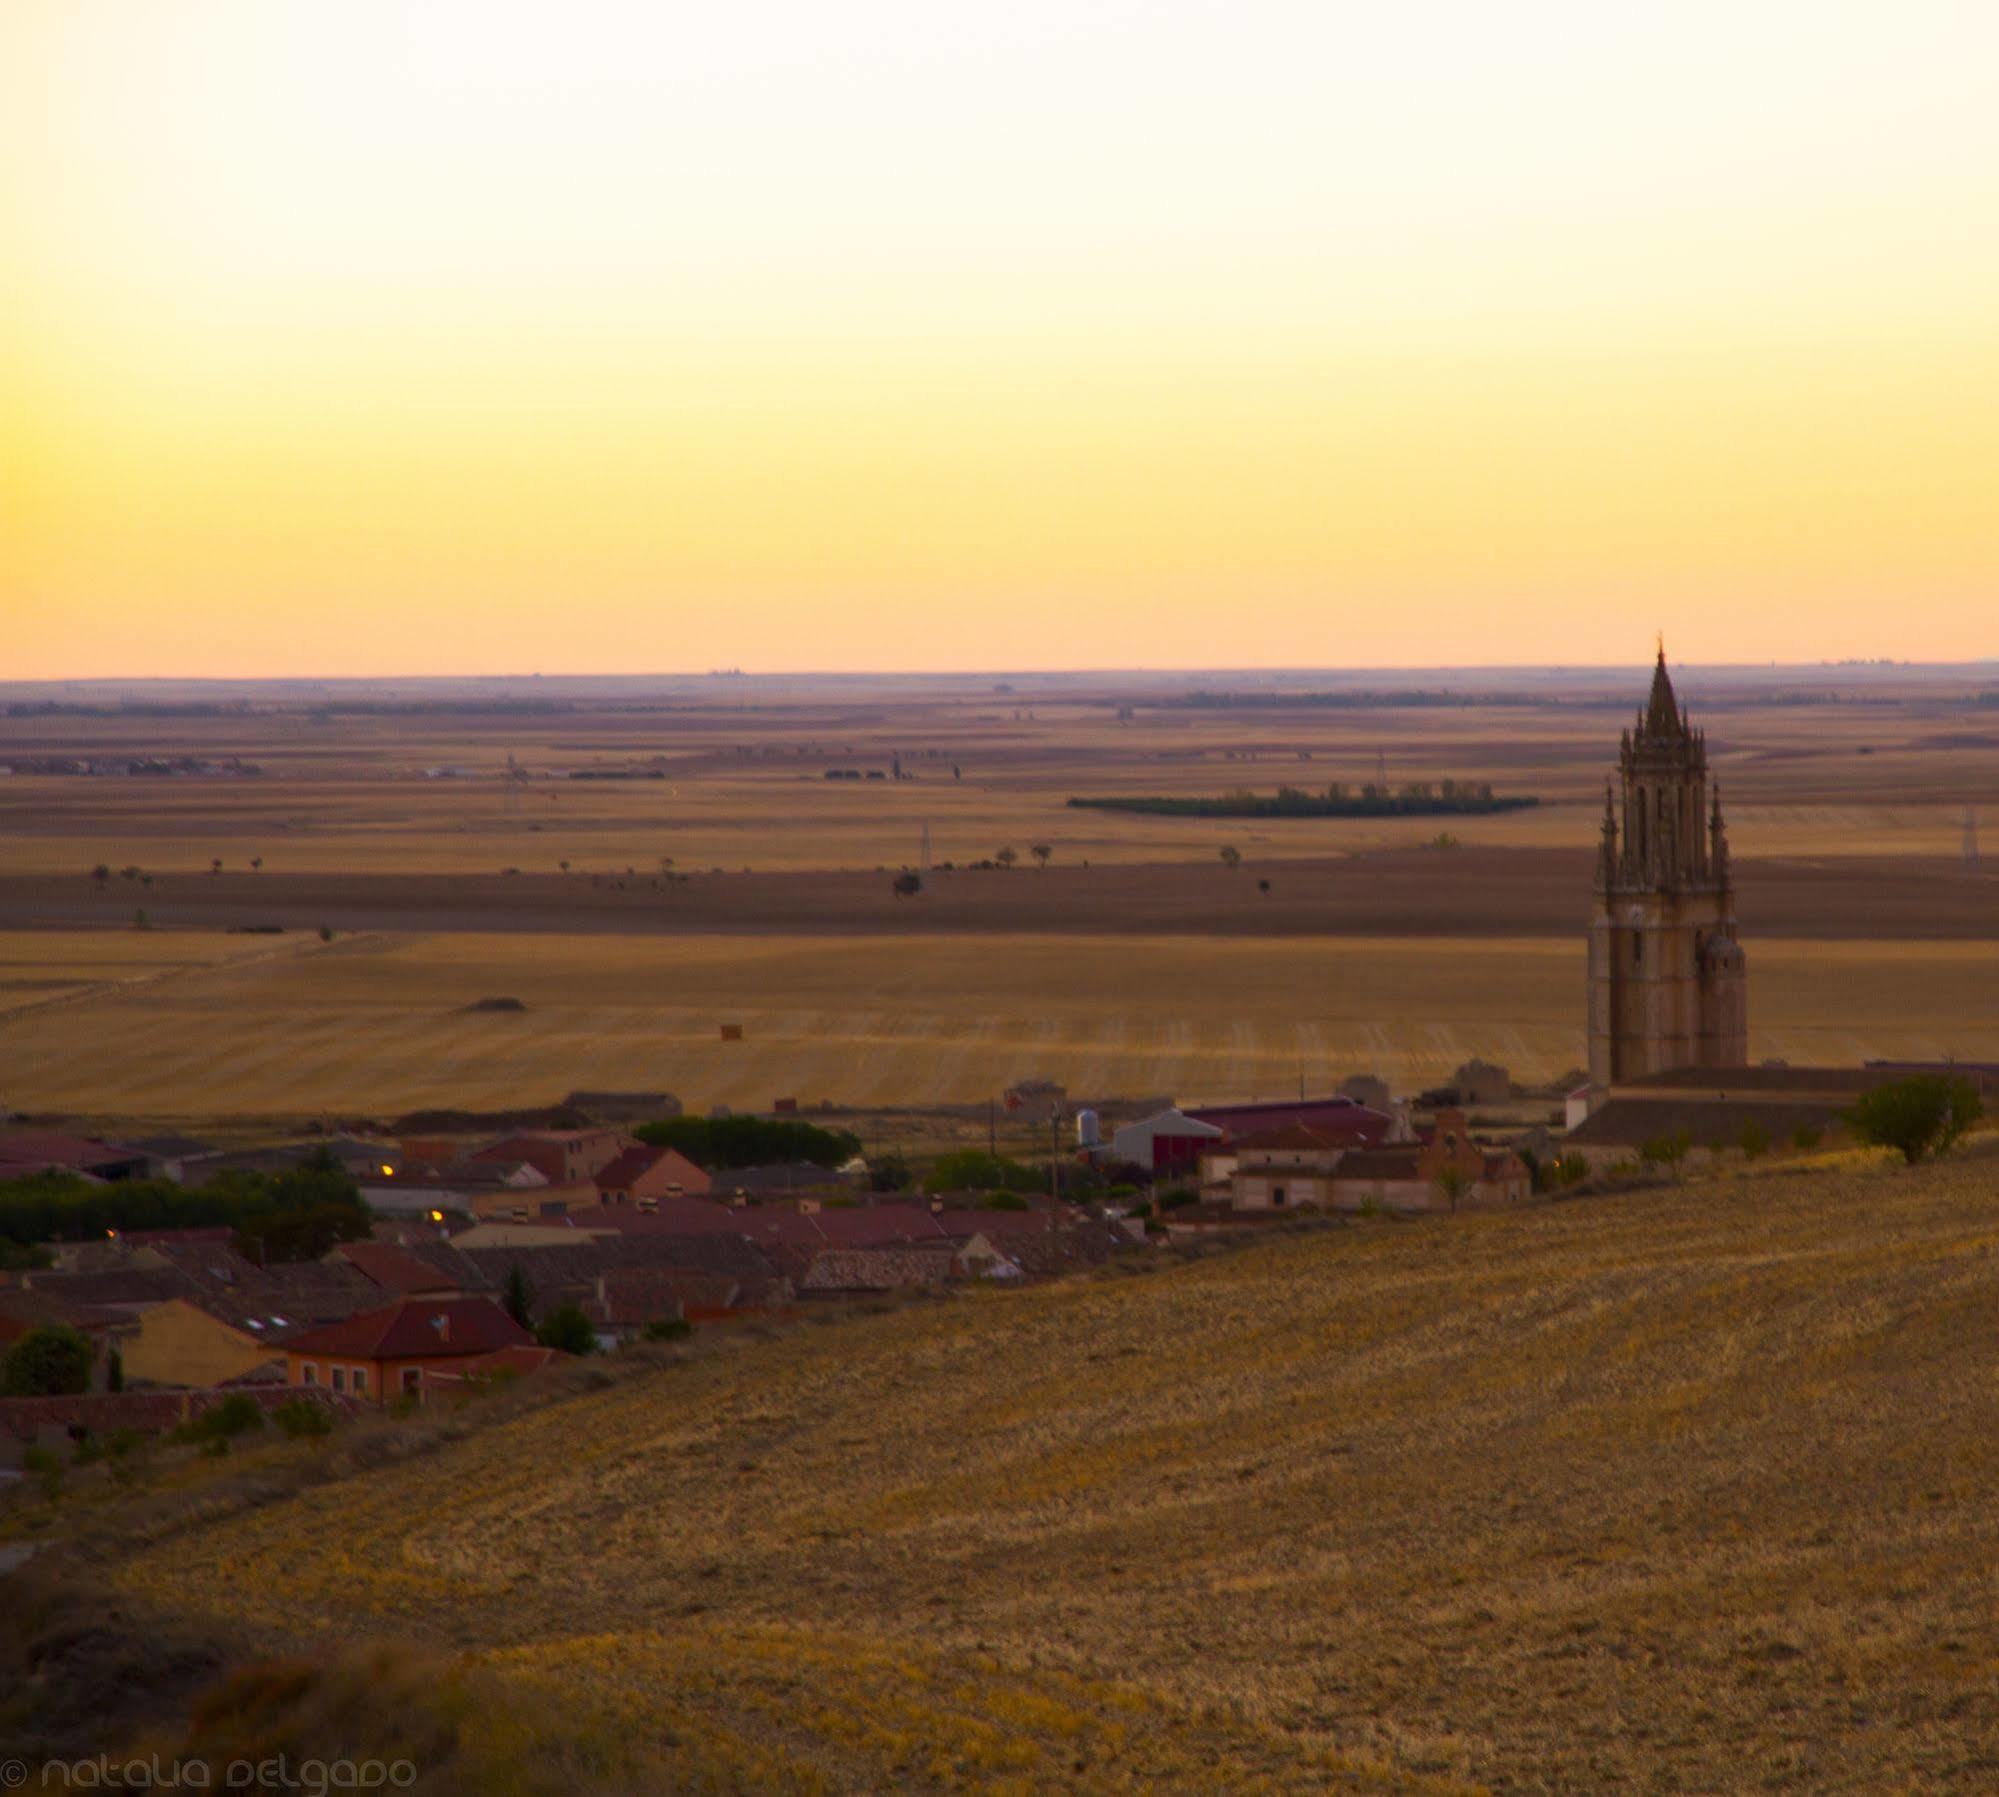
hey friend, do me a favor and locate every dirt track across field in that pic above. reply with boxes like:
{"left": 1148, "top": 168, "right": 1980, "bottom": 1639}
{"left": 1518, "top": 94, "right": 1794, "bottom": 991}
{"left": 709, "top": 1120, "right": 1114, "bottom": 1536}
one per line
{"left": 3, "top": 848, "right": 1994, "bottom": 941}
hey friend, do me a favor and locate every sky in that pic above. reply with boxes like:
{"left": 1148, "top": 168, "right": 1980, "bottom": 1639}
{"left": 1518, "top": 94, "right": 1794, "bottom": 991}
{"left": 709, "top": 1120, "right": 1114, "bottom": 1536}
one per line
{"left": 5, "top": 1, "right": 1998, "bottom": 678}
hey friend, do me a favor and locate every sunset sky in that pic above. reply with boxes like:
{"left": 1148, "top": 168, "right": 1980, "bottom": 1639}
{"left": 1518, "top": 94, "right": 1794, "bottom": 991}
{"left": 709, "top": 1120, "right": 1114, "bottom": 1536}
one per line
{"left": 6, "top": 2, "right": 1998, "bottom": 677}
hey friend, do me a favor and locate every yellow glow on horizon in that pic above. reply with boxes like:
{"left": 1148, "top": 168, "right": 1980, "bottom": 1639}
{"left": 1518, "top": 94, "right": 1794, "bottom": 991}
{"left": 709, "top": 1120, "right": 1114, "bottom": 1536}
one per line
{"left": 6, "top": 2, "right": 1999, "bottom": 676}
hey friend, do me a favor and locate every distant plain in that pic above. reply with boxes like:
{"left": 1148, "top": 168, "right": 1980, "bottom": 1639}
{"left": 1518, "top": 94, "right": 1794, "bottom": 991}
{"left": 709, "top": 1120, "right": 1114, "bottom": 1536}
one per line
{"left": 2, "top": 665, "right": 1995, "bottom": 1122}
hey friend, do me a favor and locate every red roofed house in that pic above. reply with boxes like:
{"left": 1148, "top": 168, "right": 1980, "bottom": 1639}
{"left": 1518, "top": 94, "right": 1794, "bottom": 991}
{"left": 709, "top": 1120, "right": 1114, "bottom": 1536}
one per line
{"left": 282, "top": 1296, "right": 537, "bottom": 1403}
{"left": 594, "top": 1143, "right": 712, "bottom": 1205}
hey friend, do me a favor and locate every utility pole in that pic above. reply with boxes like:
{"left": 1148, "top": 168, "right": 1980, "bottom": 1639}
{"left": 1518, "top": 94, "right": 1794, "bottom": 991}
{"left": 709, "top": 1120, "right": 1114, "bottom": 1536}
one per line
{"left": 1965, "top": 807, "right": 1980, "bottom": 870}
{"left": 1049, "top": 1101, "right": 1062, "bottom": 1202}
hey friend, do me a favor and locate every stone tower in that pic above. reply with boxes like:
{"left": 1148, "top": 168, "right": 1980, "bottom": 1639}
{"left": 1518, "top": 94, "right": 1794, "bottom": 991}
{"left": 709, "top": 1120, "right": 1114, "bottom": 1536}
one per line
{"left": 1586, "top": 647, "right": 1747, "bottom": 1089}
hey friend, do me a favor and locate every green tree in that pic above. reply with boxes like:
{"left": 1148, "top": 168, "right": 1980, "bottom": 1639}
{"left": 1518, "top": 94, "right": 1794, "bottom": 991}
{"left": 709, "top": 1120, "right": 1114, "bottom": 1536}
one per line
{"left": 502, "top": 1262, "right": 536, "bottom": 1330}
{"left": 891, "top": 871, "right": 923, "bottom": 898}
{"left": 1219, "top": 845, "right": 1242, "bottom": 870}
{"left": 1736, "top": 1119, "right": 1769, "bottom": 1159}
{"left": 1030, "top": 844, "right": 1052, "bottom": 869}
{"left": 1846, "top": 1075, "right": 1983, "bottom": 1165}
{"left": 1432, "top": 1165, "right": 1469, "bottom": 1213}
{"left": 535, "top": 1302, "right": 597, "bottom": 1355}
{"left": 3, "top": 1325, "right": 95, "bottom": 1396}
{"left": 995, "top": 846, "right": 1018, "bottom": 870}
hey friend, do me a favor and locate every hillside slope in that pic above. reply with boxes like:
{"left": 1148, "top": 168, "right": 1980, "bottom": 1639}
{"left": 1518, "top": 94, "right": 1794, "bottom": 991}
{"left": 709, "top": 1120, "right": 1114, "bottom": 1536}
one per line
{"left": 106, "top": 1157, "right": 1999, "bottom": 1792}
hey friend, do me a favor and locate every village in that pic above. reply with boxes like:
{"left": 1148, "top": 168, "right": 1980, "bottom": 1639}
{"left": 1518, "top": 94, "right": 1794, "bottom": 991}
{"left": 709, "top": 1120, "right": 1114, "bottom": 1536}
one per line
{"left": 3, "top": 651, "right": 1993, "bottom": 1473}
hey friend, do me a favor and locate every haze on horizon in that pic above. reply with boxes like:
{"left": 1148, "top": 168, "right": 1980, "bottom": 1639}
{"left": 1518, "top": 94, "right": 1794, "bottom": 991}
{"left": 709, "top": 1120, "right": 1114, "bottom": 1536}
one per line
{"left": 6, "top": 1, "right": 1998, "bottom": 680}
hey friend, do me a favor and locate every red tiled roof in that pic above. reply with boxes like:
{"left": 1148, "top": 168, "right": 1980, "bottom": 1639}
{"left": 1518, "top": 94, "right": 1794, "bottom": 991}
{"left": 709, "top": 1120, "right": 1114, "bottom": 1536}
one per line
{"left": 334, "top": 1241, "right": 462, "bottom": 1294}
{"left": 281, "top": 1296, "right": 532, "bottom": 1361}
{"left": 423, "top": 1344, "right": 561, "bottom": 1386}
{"left": 1222, "top": 1124, "right": 1345, "bottom": 1154}
{"left": 593, "top": 1144, "right": 710, "bottom": 1193}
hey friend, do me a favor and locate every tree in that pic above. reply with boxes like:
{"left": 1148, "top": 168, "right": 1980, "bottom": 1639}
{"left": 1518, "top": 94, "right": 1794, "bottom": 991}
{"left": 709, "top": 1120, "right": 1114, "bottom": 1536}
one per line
{"left": 892, "top": 871, "right": 923, "bottom": 898}
{"left": 210, "top": 858, "right": 223, "bottom": 875}
{"left": 1432, "top": 1165, "right": 1470, "bottom": 1213}
{"left": 106, "top": 1346, "right": 124, "bottom": 1392}
{"left": 995, "top": 846, "right": 1018, "bottom": 870}
{"left": 1030, "top": 844, "right": 1052, "bottom": 870}
{"left": 1736, "top": 1119, "right": 1769, "bottom": 1159}
{"left": 501, "top": 1263, "right": 535, "bottom": 1330}
{"left": 1256, "top": 878, "right": 1271, "bottom": 895}
{"left": 249, "top": 856, "right": 263, "bottom": 872}
{"left": 1219, "top": 846, "right": 1241, "bottom": 871}
{"left": 90, "top": 864, "right": 110, "bottom": 884}
{"left": 1846, "top": 1075, "right": 1983, "bottom": 1165}
{"left": 2, "top": 1325, "right": 95, "bottom": 1396}
{"left": 535, "top": 1302, "right": 597, "bottom": 1355}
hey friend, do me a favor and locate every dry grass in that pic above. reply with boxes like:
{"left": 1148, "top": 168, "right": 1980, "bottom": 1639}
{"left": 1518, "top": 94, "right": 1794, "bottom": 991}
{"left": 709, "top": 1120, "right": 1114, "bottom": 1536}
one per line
{"left": 4, "top": 928, "right": 1998, "bottom": 1119}
{"left": 96, "top": 1150, "right": 1999, "bottom": 1792}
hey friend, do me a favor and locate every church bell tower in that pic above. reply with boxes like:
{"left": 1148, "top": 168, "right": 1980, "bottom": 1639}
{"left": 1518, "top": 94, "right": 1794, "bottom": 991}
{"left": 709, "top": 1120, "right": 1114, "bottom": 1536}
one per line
{"left": 1586, "top": 646, "right": 1748, "bottom": 1090}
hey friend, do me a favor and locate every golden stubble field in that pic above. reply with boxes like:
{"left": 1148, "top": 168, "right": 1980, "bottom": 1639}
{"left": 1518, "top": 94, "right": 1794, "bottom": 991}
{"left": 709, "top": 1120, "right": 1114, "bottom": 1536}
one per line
{"left": 101, "top": 1151, "right": 1999, "bottom": 1791}
{"left": 3, "top": 681, "right": 1995, "bottom": 878}
{"left": 5, "top": 928, "right": 1999, "bottom": 1119}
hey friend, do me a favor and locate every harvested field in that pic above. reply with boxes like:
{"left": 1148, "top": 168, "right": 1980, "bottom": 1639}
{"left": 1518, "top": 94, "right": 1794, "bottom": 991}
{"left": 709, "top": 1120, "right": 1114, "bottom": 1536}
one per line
{"left": 85, "top": 1149, "right": 1999, "bottom": 1791}
{"left": 4, "top": 929, "right": 1997, "bottom": 1119}
{"left": 2, "top": 849, "right": 1996, "bottom": 941}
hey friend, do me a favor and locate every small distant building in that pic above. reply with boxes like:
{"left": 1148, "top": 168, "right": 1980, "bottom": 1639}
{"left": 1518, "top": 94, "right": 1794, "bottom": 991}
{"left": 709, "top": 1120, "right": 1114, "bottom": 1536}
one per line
{"left": 1212, "top": 1110, "right": 1527, "bottom": 1214}
{"left": 0, "top": 1131, "right": 150, "bottom": 1182}
{"left": 1110, "top": 1109, "right": 1226, "bottom": 1178}
{"left": 563, "top": 1090, "right": 680, "bottom": 1122}
{"left": 1003, "top": 1079, "right": 1068, "bottom": 1114}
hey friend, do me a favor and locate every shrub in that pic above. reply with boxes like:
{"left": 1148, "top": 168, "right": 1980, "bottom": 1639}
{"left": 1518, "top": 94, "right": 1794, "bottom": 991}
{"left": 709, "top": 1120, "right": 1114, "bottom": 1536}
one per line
{"left": 1846, "top": 1075, "right": 1983, "bottom": 1165}
{"left": 1736, "top": 1120, "right": 1770, "bottom": 1159}
{"left": 1157, "top": 1187, "right": 1198, "bottom": 1211}
{"left": 1792, "top": 1124, "right": 1824, "bottom": 1151}
{"left": 978, "top": 1191, "right": 1031, "bottom": 1211}
{"left": 923, "top": 1150, "right": 1044, "bottom": 1196}
{"left": 1639, "top": 1131, "right": 1693, "bottom": 1177}
{"left": 23, "top": 1444, "right": 63, "bottom": 1501}
{"left": 535, "top": 1303, "right": 598, "bottom": 1356}
{"left": 274, "top": 1397, "right": 334, "bottom": 1439}
{"left": 643, "top": 1317, "right": 692, "bottom": 1342}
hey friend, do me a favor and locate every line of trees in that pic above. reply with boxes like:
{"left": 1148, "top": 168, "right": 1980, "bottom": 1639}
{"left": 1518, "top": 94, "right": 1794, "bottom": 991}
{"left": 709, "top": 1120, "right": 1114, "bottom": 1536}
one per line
{"left": 633, "top": 1115, "right": 862, "bottom": 1170}
{"left": 1068, "top": 784, "right": 1536, "bottom": 820}
{"left": 0, "top": 1153, "right": 370, "bottom": 1263}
